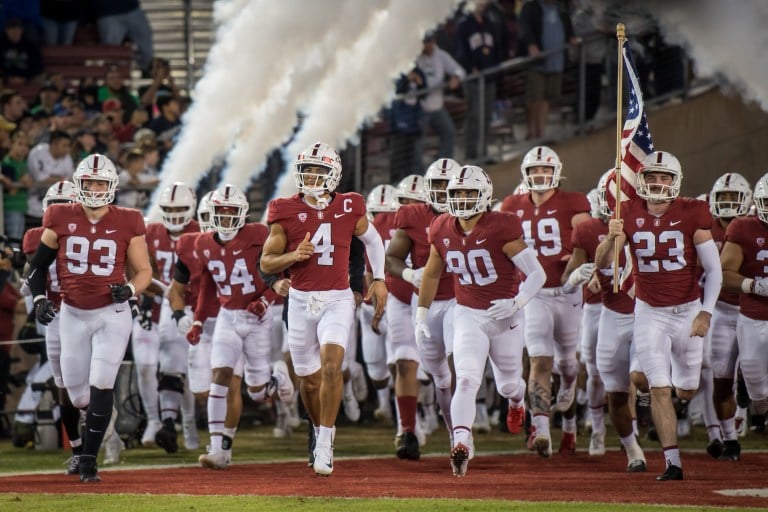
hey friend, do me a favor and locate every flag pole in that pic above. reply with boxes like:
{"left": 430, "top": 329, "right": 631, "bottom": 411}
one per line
{"left": 613, "top": 23, "right": 625, "bottom": 293}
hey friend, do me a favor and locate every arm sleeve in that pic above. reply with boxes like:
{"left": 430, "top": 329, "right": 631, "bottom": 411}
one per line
{"left": 256, "top": 250, "right": 280, "bottom": 290}
{"left": 27, "top": 242, "right": 57, "bottom": 299}
{"left": 173, "top": 257, "right": 190, "bottom": 285}
{"left": 356, "top": 223, "right": 385, "bottom": 280}
{"left": 348, "top": 237, "right": 365, "bottom": 295}
{"left": 511, "top": 247, "right": 546, "bottom": 307}
{"left": 696, "top": 239, "right": 722, "bottom": 314}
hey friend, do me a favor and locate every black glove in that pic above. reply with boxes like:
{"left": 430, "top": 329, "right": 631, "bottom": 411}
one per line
{"left": 134, "top": 294, "right": 154, "bottom": 330}
{"left": 109, "top": 283, "right": 135, "bottom": 303}
{"left": 34, "top": 298, "right": 56, "bottom": 325}
{"left": 171, "top": 309, "right": 186, "bottom": 324}
{"left": 129, "top": 297, "right": 141, "bottom": 319}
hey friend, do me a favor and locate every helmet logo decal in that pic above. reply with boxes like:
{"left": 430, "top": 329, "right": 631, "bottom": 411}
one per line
{"left": 656, "top": 152, "right": 664, "bottom": 164}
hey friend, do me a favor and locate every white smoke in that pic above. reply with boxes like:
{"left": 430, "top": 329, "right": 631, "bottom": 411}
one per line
{"left": 148, "top": 0, "right": 458, "bottom": 220}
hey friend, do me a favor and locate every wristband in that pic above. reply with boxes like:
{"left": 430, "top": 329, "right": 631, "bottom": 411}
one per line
{"left": 415, "top": 306, "right": 428, "bottom": 322}
{"left": 741, "top": 278, "right": 754, "bottom": 294}
{"left": 402, "top": 268, "right": 414, "bottom": 284}
{"left": 33, "top": 294, "right": 47, "bottom": 304}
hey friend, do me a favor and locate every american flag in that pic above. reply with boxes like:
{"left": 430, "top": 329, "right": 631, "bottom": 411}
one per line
{"left": 607, "top": 41, "right": 654, "bottom": 206}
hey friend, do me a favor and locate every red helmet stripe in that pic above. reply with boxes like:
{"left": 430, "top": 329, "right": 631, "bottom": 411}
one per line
{"left": 170, "top": 184, "right": 177, "bottom": 201}
{"left": 92, "top": 155, "right": 99, "bottom": 173}
{"left": 724, "top": 173, "right": 732, "bottom": 187}
{"left": 379, "top": 187, "right": 386, "bottom": 204}
{"left": 656, "top": 152, "right": 664, "bottom": 164}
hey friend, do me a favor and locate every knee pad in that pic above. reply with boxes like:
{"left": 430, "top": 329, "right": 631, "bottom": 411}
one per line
{"left": 497, "top": 377, "right": 525, "bottom": 401}
{"left": 158, "top": 373, "right": 185, "bottom": 393}
{"left": 555, "top": 358, "right": 579, "bottom": 383}
{"left": 365, "top": 362, "right": 389, "bottom": 383}
{"left": 456, "top": 374, "right": 481, "bottom": 395}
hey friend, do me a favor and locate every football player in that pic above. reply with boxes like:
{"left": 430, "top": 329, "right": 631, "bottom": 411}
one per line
{"left": 417, "top": 166, "right": 545, "bottom": 476}
{"left": 27, "top": 154, "right": 152, "bottom": 483}
{"left": 261, "top": 142, "right": 387, "bottom": 476}
{"left": 596, "top": 151, "right": 722, "bottom": 481}
{"left": 500, "top": 146, "right": 591, "bottom": 457}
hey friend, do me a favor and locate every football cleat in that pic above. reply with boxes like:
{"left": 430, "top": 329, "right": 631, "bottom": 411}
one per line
{"left": 656, "top": 464, "right": 684, "bottom": 481}
{"left": 64, "top": 455, "right": 81, "bottom": 475}
{"left": 534, "top": 433, "right": 553, "bottom": 458}
{"left": 450, "top": 443, "right": 470, "bottom": 477}
{"left": 588, "top": 430, "right": 606, "bottom": 456}
{"left": 551, "top": 379, "right": 577, "bottom": 413}
{"left": 506, "top": 405, "right": 525, "bottom": 435}
{"left": 558, "top": 432, "right": 576, "bottom": 456}
{"left": 155, "top": 418, "right": 179, "bottom": 454}
{"left": 718, "top": 440, "right": 741, "bottom": 461}
{"left": 269, "top": 360, "right": 295, "bottom": 403}
{"left": 102, "top": 433, "right": 123, "bottom": 465}
{"left": 627, "top": 459, "right": 647, "bottom": 473}
{"left": 78, "top": 455, "right": 100, "bottom": 483}
{"left": 141, "top": 419, "right": 162, "bottom": 447}
{"left": 395, "top": 432, "right": 420, "bottom": 461}
{"left": 313, "top": 443, "right": 334, "bottom": 476}
{"left": 198, "top": 448, "right": 230, "bottom": 470}
{"left": 706, "top": 438, "right": 724, "bottom": 459}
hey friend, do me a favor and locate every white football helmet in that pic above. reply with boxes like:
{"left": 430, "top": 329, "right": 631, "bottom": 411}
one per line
{"left": 596, "top": 169, "right": 614, "bottom": 217}
{"left": 753, "top": 173, "right": 768, "bottom": 223}
{"left": 293, "top": 142, "right": 342, "bottom": 202}
{"left": 42, "top": 180, "right": 77, "bottom": 212}
{"left": 197, "top": 191, "right": 214, "bottom": 232}
{"left": 424, "top": 158, "right": 461, "bottom": 213}
{"left": 521, "top": 146, "right": 562, "bottom": 191}
{"left": 447, "top": 165, "right": 493, "bottom": 219}
{"left": 158, "top": 182, "right": 196, "bottom": 232}
{"left": 637, "top": 151, "right": 682, "bottom": 202}
{"left": 366, "top": 184, "right": 399, "bottom": 213}
{"left": 396, "top": 174, "right": 428, "bottom": 203}
{"left": 709, "top": 172, "right": 752, "bottom": 218}
{"left": 587, "top": 188, "right": 600, "bottom": 219}
{"left": 209, "top": 184, "right": 248, "bottom": 238}
{"left": 513, "top": 180, "right": 529, "bottom": 195}
{"left": 73, "top": 153, "right": 118, "bottom": 208}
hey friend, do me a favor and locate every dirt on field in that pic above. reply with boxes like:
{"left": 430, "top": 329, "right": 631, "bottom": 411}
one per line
{"left": 2, "top": 451, "right": 767, "bottom": 508}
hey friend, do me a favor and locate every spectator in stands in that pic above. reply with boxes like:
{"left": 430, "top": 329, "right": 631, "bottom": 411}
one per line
{"left": 389, "top": 67, "right": 427, "bottom": 184}
{"left": 116, "top": 146, "right": 157, "bottom": 210}
{"left": 415, "top": 32, "right": 465, "bottom": 164}
{"left": 0, "top": 116, "right": 15, "bottom": 158}
{"left": 78, "top": 84, "right": 101, "bottom": 119}
{"left": 139, "top": 57, "right": 180, "bottom": 111}
{"left": 97, "top": 65, "right": 139, "bottom": 108}
{"left": 30, "top": 83, "right": 61, "bottom": 117}
{"left": 1, "top": 90, "right": 28, "bottom": 124}
{"left": 1, "top": 1, "right": 44, "bottom": 45}
{"left": 70, "top": 127, "right": 96, "bottom": 163}
{"left": 91, "top": 0, "right": 154, "bottom": 74}
{"left": 133, "top": 127, "right": 155, "bottom": 147}
{"left": 1, "top": 132, "right": 33, "bottom": 241}
{"left": 572, "top": 0, "right": 608, "bottom": 123}
{"left": 45, "top": 71, "right": 67, "bottom": 96}
{"left": 519, "top": 0, "right": 578, "bottom": 140}
{"left": 138, "top": 140, "right": 160, "bottom": 174}
{"left": 24, "top": 129, "right": 73, "bottom": 229}
{"left": 0, "top": 18, "right": 44, "bottom": 87}
{"left": 91, "top": 113, "right": 114, "bottom": 154}
{"left": 0, "top": 244, "right": 22, "bottom": 426}
{"left": 27, "top": 111, "right": 51, "bottom": 146}
{"left": 40, "top": 0, "right": 83, "bottom": 45}
{"left": 115, "top": 103, "right": 148, "bottom": 144}
{"left": 147, "top": 94, "right": 180, "bottom": 137}
{"left": 454, "top": 0, "right": 508, "bottom": 160}
{"left": 102, "top": 97, "right": 125, "bottom": 133}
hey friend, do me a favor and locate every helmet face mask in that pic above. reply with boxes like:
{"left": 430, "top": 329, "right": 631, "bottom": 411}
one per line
{"left": 424, "top": 158, "right": 461, "bottom": 213}
{"left": 293, "top": 142, "right": 342, "bottom": 205}
{"left": 446, "top": 165, "right": 493, "bottom": 219}
{"left": 197, "top": 191, "right": 214, "bottom": 232}
{"left": 709, "top": 172, "right": 752, "bottom": 218}
{"left": 521, "top": 146, "right": 562, "bottom": 191}
{"left": 159, "top": 182, "right": 196, "bottom": 232}
{"left": 637, "top": 151, "right": 682, "bottom": 202}
{"left": 43, "top": 181, "right": 77, "bottom": 212}
{"left": 73, "top": 154, "right": 118, "bottom": 208}
{"left": 209, "top": 185, "right": 248, "bottom": 238}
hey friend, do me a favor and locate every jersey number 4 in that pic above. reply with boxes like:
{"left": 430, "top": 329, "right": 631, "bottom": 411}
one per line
{"left": 308, "top": 223, "right": 335, "bottom": 266}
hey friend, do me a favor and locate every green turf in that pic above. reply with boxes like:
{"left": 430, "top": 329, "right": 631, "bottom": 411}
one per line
{"left": 1, "top": 495, "right": 764, "bottom": 512}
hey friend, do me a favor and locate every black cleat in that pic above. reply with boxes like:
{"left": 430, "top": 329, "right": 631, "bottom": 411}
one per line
{"left": 706, "top": 439, "right": 724, "bottom": 459}
{"left": 64, "top": 455, "right": 81, "bottom": 475}
{"left": 396, "top": 432, "right": 420, "bottom": 461}
{"left": 718, "top": 440, "right": 741, "bottom": 461}
{"left": 78, "top": 455, "right": 100, "bottom": 483}
{"left": 627, "top": 459, "right": 647, "bottom": 473}
{"left": 656, "top": 464, "right": 683, "bottom": 481}
{"left": 155, "top": 418, "right": 178, "bottom": 454}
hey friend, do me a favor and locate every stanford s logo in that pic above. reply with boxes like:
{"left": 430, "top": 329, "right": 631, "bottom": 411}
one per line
{"left": 516, "top": 210, "right": 524, "bottom": 217}
{"left": 203, "top": 249, "right": 210, "bottom": 258}
{"left": 298, "top": 213, "right": 307, "bottom": 222}
{"left": 757, "top": 237, "right": 766, "bottom": 247}
{"left": 635, "top": 218, "right": 645, "bottom": 228}
{"left": 68, "top": 223, "right": 76, "bottom": 233}
{"left": 153, "top": 239, "right": 160, "bottom": 248}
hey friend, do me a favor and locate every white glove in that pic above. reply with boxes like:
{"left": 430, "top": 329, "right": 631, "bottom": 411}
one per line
{"left": 568, "top": 263, "right": 596, "bottom": 287}
{"left": 401, "top": 267, "right": 424, "bottom": 288}
{"left": 487, "top": 298, "right": 521, "bottom": 320}
{"left": 414, "top": 306, "right": 431, "bottom": 346}
{"left": 176, "top": 314, "right": 193, "bottom": 337}
{"left": 753, "top": 278, "right": 768, "bottom": 297}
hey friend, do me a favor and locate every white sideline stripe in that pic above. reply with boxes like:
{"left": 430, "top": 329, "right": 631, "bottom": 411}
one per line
{"left": 715, "top": 488, "right": 768, "bottom": 497}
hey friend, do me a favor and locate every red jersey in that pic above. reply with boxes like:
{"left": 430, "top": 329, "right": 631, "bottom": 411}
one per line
{"left": 372, "top": 211, "right": 413, "bottom": 304}
{"left": 711, "top": 217, "right": 739, "bottom": 306}
{"left": 146, "top": 220, "right": 200, "bottom": 285}
{"left": 267, "top": 192, "right": 365, "bottom": 292}
{"left": 725, "top": 216, "right": 768, "bottom": 321}
{"left": 394, "top": 202, "right": 454, "bottom": 301}
{"left": 22, "top": 226, "right": 62, "bottom": 307}
{"left": 572, "top": 217, "right": 634, "bottom": 314}
{"left": 195, "top": 223, "right": 272, "bottom": 310}
{"left": 621, "top": 197, "right": 711, "bottom": 307}
{"left": 500, "top": 189, "right": 591, "bottom": 288}
{"left": 429, "top": 211, "right": 522, "bottom": 309}
{"left": 43, "top": 203, "right": 145, "bottom": 310}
